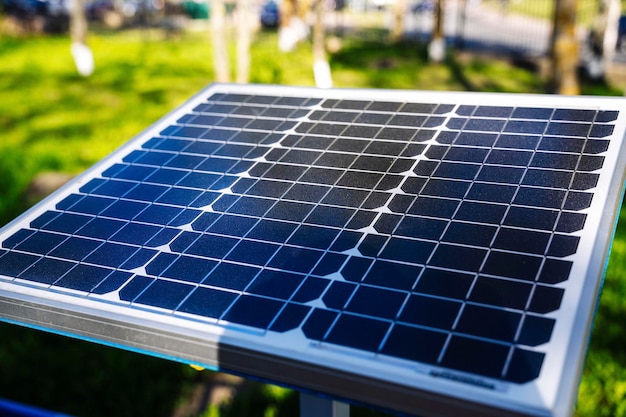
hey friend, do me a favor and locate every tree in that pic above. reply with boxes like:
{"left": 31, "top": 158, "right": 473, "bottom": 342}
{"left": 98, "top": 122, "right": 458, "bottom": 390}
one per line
{"left": 210, "top": 0, "right": 253, "bottom": 83}
{"left": 236, "top": 0, "right": 252, "bottom": 83}
{"left": 390, "top": 0, "right": 407, "bottom": 43}
{"left": 592, "top": 0, "right": 621, "bottom": 74}
{"left": 312, "top": 0, "right": 332, "bottom": 87}
{"left": 70, "top": 0, "right": 94, "bottom": 76}
{"left": 211, "top": 0, "right": 230, "bottom": 82}
{"left": 550, "top": 0, "right": 579, "bottom": 95}
{"left": 428, "top": 0, "right": 445, "bottom": 62}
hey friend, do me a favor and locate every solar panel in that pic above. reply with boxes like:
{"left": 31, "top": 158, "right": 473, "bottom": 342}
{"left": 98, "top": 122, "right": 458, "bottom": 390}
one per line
{"left": 1, "top": 84, "right": 625, "bottom": 417}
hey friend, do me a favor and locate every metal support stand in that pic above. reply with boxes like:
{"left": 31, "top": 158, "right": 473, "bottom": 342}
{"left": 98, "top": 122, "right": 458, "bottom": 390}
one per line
{"left": 300, "top": 393, "right": 350, "bottom": 417}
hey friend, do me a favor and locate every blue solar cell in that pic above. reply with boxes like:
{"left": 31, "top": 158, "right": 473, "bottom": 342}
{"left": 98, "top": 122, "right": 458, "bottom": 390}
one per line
{"left": 184, "top": 233, "right": 238, "bottom": 258}
{"left": 40, "top": 211, "right": 91, "bottom": 234}
{"left": 92, "top": 271, "right": 132, "bottom": 294}
{"left": 455, "top": 201, "right": 506, "bottom": 224}
{"left": 421, "top": 178, "right": 471, "bottom": 199}
{"left": 363, "top": 260, "right": 422, "bottom": 291}
{"left": 483, "top": 251, "right": 542, "bottom": 281}
{"left": 101, "top": 200, "right": 148, "bottom": 220}
{"left": 1, "top": 229, "right": 34, "bottom": 249}
{"left": 325, "top": 313, "right": 390, "bottom": 352}
{"left": 358, "top": 234, "right": 388, "bottom": 257}
{"left": 399, "top": 294, "right": 461, "bottom": 330}
{"left": 111, "top": 223, "right": 162, "bottom": 246}
{"left": 123, "top": 183, "right": 169, "bottom": 202}
{"left": 302, "top": 308, "right": 338, "bottom": 340}
{"left": 178, "top": 287, "right": 237, "bottom": 318}
{"left": 268, "top": 246, "right": 323, "bottom": 274}
{"left": 441, "top": 336, "right": 509, "bottom": 378}
{"left": 408, "top": 196, "right": 459, "bottom": 218}
{"left": 135, "top": 279, "right": 194, "bottom": 310}
{"left": 20, "top": 257, "right": 74, "bottom": 284}
{"left": 119, "top": 275, "right": 154, "bottom": 301}
{"left": 226, "top": 240, "right": 280, "bottom": 265}
{"left": 538, "top": 258, "right": 572, "bottom": 284}
{"left": 493, "top": 228, "right": 551, "bottom": 255}
{"left": 203, "top": 262, "right": 259, "bottom": 290}
{"left": 77, "top": 217, "right": 125, "bottom": 239}
{"left": 430, "top": 244, "right": 487, "bottom": 272}
{"left": 442, "top": 222, "right": 496, "bottom": 246}
{"left": 135, "top": 204, "right": 185, "bottom": 226}
{"left": 55, "top": 264, "right": 113, "bottom": 292}
{"left": 505, "top": 349, "right": 544, "bottom": 383}
{"left": 382, "top": 324, "right": 447, "bottom": 364}
{"left": 467, "top": 183, "right": 516, "bottom": 203}
{"left": 394, "top": 216, "right": 447, "bottom": 240}
{"left": 529, "top": 285, "right": 564, "bottom": 314}
{"left": 55, "top": 193, "right": 83, "bottom": 211}
{"left": 267, "top": 201, "right": 314, "bottom": 222}
{"left": 156, "top": 188, "right": 203, "bottom": 206}
{"left": 495, "top": 134, "right": 540, "bottom": 150}
{"left": 518, "top": 315, "right": 555, "bottom": 346}
{"left": 14, "top": 231, "right": 66, "bottom": 255}
{"left": 414, "top": 268, "right": 473, "bottom": 300}
{"left": 311, "top": 252, "right": 347, "bottom": 276}
{"left": 345, "top": 285, "right": 405, "bottom": 319}
{"left": 107, "top": 164, "right": 157, "bottom": 181}
{"left": 556, "top": 212, "right": 587, "bottom": 233}
{"left": 548, "top": 234, "right": 580, "bottom": 256}
{"left": 270, "top": 303, "right": 311, "bottom": 332}
{"left": 477, "top": 165, "right": 524, "bottom": 184}
{"left": 247, "top": 270, "right": 304, "bottom": 300}
{"left": 161, "top": 255, "right": 217, "bottom": 283}
{"left": 208, "top": 215, "right": 258, "bottom": 237}
{"left": 85, "top": 242, "right": 138, "bottom": 268}
{"left": 223, "top": 295, "right": 283, "bottom": 328}
{"left": 322, "top": 281, "right": 357, "bottom": 309}
{"left": 288, "top": 225, "right": 337, "bottom": 249}
{"left": 244, "top": 220, "right": 295, "bottom": 244}
{"left": 0, "top": 251, "right": 41, "bottom": 277}
{"left": 121, "top": 248, "right": 157, "bottom": 270}
{"left": 456, "top": 304, "right": 521, "bottom": 342}
{"left": 504, "top": 120, "right": 547, "bottom": 134}
{"left": 292, "top": 277, "right": 329, "bottom": 303}
{"left": 380, "top": 237, "right": 435, "bottom": 264}
{"left": 590, "top": 124, "right": 615, "bottom": 138}
{"left": 49, "top": 236, "right": 101, "bottom": 261}
{"left": 444, "top": 147, "right": 489, "bottom": 163}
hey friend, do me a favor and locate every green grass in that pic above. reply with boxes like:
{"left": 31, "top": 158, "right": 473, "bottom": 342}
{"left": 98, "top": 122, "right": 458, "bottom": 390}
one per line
{"left": 0, "top": 26, "right": 625, "bottom": 417}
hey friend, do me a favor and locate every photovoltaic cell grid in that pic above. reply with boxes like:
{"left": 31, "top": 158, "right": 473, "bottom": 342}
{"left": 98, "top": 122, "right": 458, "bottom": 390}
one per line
{"left": 0, "top": 84, "right": 625, "bottom": 417}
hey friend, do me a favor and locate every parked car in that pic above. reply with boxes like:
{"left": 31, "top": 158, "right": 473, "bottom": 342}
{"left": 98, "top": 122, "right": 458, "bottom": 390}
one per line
{"left": 260, "top": 0, "right": 279, "bottom": 28}
{"left": 617, "top": 15, "right": 626, "bottom": 54}
{"left": 2, "top": 0, "right": 49, "bottom": 18}
{"left": 1, "top": 0, "right": 69, "bottom": 32}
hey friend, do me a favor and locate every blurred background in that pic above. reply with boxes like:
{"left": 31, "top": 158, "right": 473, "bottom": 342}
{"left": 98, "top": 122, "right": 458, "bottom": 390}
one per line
{"left": 0, "top": 0, "right": 625, "bottom": 416}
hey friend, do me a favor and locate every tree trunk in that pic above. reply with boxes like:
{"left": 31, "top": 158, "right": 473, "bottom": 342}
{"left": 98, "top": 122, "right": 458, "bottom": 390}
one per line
{"left": 551, "top": 0, "right": 579, "bottom": 95}
{"left": 390, "top": 0, "right": 406, "bottom": 43}
{"left": 312, "top": 0, "right": 332, "bottom": 88}
{"left": 428, "top": 0, "right": 445, "bottom": 62}
{"left": 70, "top": 0, "right": 94, "bottom": 76}
{"left": 601, "top": 0, "right": 621, "bottom": 70}
{"left": 70, "top": 0, "right": 87, "bottom": 44}
{"left": 236, "top": 0, "right": 252, "bottom": 83}
{"left": 212, "top": 0, "right": 230, "bottom": 82}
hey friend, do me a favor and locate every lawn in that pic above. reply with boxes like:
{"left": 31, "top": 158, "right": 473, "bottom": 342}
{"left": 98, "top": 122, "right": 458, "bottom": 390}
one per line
{"left": 0, "top": 25, "right": 625, "bottom": 417}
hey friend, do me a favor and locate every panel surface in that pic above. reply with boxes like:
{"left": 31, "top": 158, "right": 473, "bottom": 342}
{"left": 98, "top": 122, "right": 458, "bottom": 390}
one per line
{"left": 1, "top": 84, "right": 625, "bottom": 417}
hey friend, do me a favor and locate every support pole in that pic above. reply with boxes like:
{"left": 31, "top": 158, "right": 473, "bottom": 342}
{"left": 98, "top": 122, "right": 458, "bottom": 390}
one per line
{"left": 300, "top": 393, "right": 350, "bottom": 417}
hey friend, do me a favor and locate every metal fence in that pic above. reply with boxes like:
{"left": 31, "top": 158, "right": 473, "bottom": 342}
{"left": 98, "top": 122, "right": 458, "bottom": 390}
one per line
{"left": 405, "top": 0, "right": 609, "bottom": 58}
